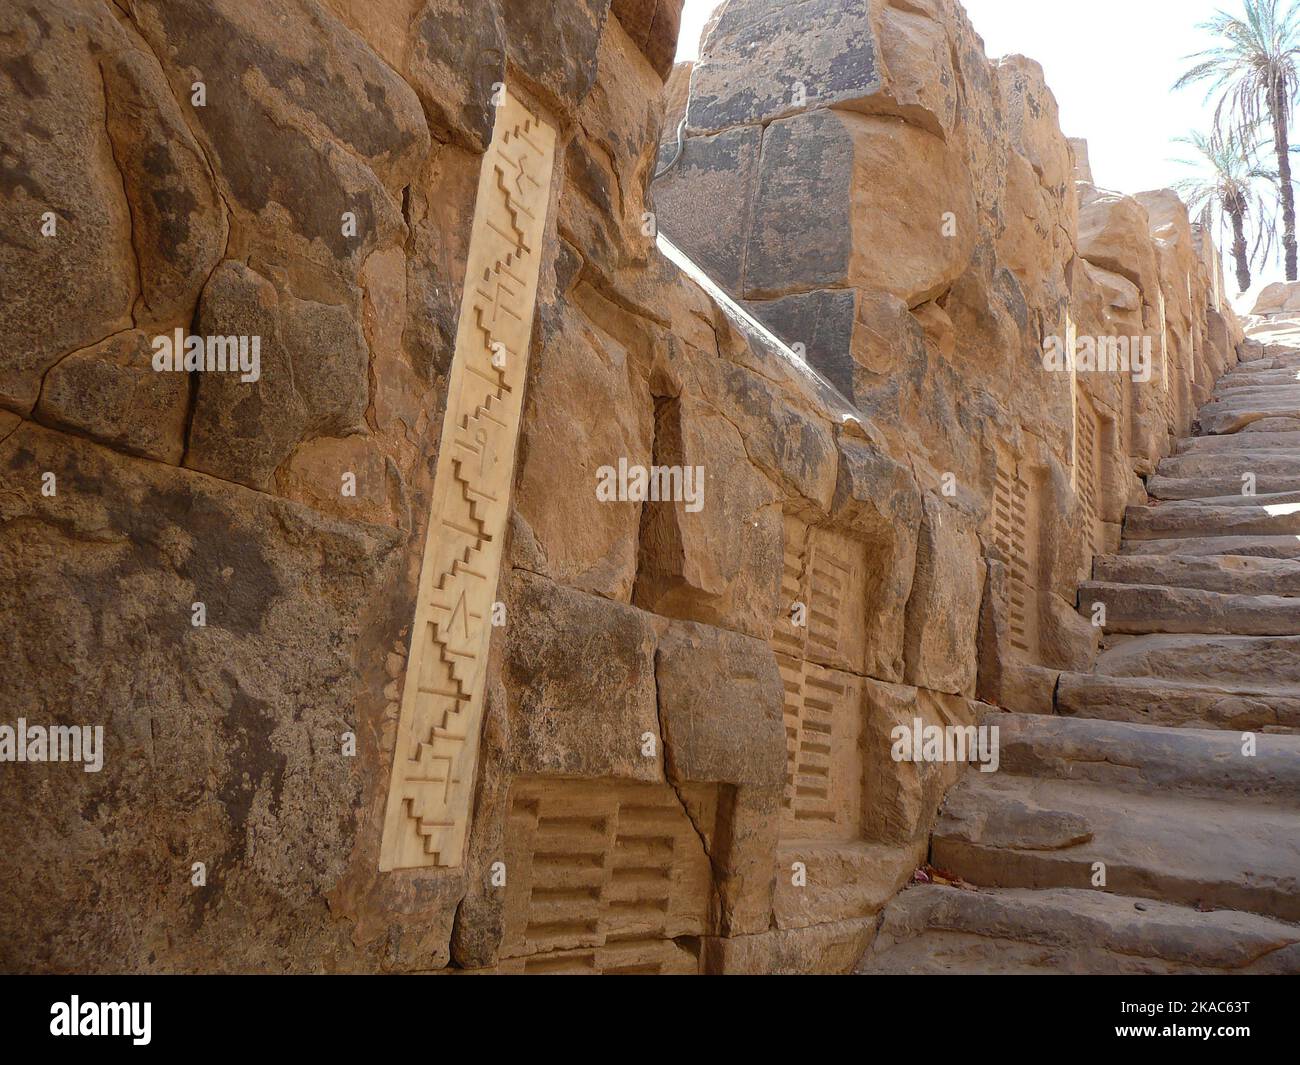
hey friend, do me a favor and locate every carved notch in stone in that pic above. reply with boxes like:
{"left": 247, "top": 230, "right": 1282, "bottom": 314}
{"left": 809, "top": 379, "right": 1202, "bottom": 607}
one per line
{"left": 1074, "top": 391, "right": 1103, "bottom": 556}
{"left": 379, "top": 96, "right": 556, "bottom": 871}
{"left": 770, "top": 515, "right": 868, "bottom": 840}
{"left": 499, "top": 778, "right": 715, "bottom": 970}
{"left": 990, "top": 451, "right": 1040, "bottom": 661}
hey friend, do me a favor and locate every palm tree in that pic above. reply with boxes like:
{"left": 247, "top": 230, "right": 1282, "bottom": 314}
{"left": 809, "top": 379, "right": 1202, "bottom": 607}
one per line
{"left": 1171, "top": 132, "right": 1277, "bottom": 292}
{"left": 1175, "top": 0, "right": 1300, "bottom": 279}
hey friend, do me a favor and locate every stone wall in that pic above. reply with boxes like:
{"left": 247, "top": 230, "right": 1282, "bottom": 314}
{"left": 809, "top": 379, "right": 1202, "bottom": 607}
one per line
{"left": 0, "top": 0, "right": 1240, "bottom": 974}
{"left": 656, "top": 0, "right": 1243, "bottom": 715}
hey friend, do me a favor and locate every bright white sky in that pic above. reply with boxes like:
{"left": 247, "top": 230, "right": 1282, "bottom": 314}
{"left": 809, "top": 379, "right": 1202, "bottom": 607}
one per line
{"left": 675, "top": 0, "right": 1285, "bottom": 299}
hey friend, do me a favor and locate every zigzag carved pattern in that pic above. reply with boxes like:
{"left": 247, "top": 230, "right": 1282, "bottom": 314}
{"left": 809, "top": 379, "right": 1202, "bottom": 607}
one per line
{"left": 379, "top": 94, "right": 555, "bottom": 872}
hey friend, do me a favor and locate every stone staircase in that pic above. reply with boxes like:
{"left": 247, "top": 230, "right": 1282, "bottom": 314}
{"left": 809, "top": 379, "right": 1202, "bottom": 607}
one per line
{"left": 859, "top": 347, "right": 1300, "bottom": 974}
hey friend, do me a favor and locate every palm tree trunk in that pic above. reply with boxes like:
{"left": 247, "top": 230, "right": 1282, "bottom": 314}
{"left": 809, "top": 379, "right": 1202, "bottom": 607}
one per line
{"left": 1272, "top": 78, "right": 1298, "bottom": 280}
{"left": 1227, "top": 202, "right": 1251, "bottom": 292}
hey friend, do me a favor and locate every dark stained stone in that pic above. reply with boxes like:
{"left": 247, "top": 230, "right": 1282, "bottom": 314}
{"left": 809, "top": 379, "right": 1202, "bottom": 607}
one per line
{"left": 185, "top": 261, "right": 369, "bottom": 490}
{"left": 653, "top": 124, "right": 762, "bottom": 294}
{"left": 130, "top": 0, "right": 426, "bottom": 277}
{"left": 746, "top": 110, "right": 853, "bottom": 298}
{"left": 743, "top": 289, "right": 858, "bottom": 399}
{"left": 500, "top": 0, "right": 611, "bottom": 109}
{"left": 35, "top": 330, "right": 190, "bottom": 464}
{"left": 410, "top": 0, "right": 506, "bottom": 153}
{"left": 687, "top": 0, "right": 882, "bottom": 133}
{"left": 611, "top": 0, "right": 684, "bottom": 79}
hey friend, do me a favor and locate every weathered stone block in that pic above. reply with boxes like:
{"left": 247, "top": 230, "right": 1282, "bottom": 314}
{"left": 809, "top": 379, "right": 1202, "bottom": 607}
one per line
{"left": 185, "top": 262, "right": 369, "bottom": 490}
{"left": 409, "top": 0, "right": 507, "bottom": 152}
{"left": 743, "top": 289, "right": 858, "bottom": 398}
{"left": 654, "top": 125, "right": 762, "bottom": 294}
{"left": 773, "top": 839, "right": 918, "bottom": 929}
{"left": 633, "top": 396, "right": 783, "bottom": 640}
{"left": 687, "top": 0, "right": 882, "bottom": 133}
{"left": 100, "top": 45, "right": 227, "bottom": 326}
{"left": 657, "top": 620, "right": 785, "bottom": 933}
{"left": 501, "top": 0, "right": 611, "bottom": 110}
{"left": 501, "top": 570, "right": 662, "bottom": 782}
{"left": 611, "top": 0, "right": 683, "bottom": 79}
{"left": 904, "top": 494, "right": 985, "bottom": 695}
{"left": 831, "top": 436, "right": 923, "bottom": 681}
{"left": 0, "top": 421, "right": 406, "bottom": 972}
{"left": 746, "top": 110, "right": 854, "bottom": 298}
{"left": 0, "top": 1, "right": 135, "bottom": 413}
{"left": 35, "top": 330, "right": 189, "bottom": 464}
{"left": 701, "top": 916, "right": 876, "bottom": 974}
{"left": 131, "top": 0, "right": 425, "bottom": 286}
{"left": 512, "top": 300, "right": 653, "bottom": 602}
{"left": 690, "top": 354, "right": 840, "bottom": 511}
{"left": 656, "top": 621, "right": 785, "bottom": 790}
{"left": 860, "top": 679, "right": 975, "bottom": 846}
{"left": 840, "top": 112, "right": 978, "bottom": 306}
{"left": 1078, "top": 187, "right": 1161, "bottom": 302}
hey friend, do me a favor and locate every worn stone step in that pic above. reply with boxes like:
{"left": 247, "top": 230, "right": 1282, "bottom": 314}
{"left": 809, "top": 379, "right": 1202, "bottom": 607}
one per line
{"left": 1148, "top": 475, "right": 1300, "bottom": 499}
{"left": 1178, "top": 428, "right": 1300, "bottom": 453}
{"left": 1080, "top": 581, "right": 1300, "bottom": 636}
{"left": 989, "top": 712, "right": 1300, "bottom": 800}
{"left": 1124, "top": 498, "right": 1300, "bottom": 539}
{"left": 1245, "top": 348, "right": 1300, "bottom": 368}
{"left": 1214, "top": 370, "right": 1300, "bottom": 390}
{"left": 1121, "top": 534, "right": 1300, "bottom": 559}
{"left": 1238, "top": 415, "right": 1300, "bottom": 433}
{"left": 932, "top": 774, "right": 1300, "bottom": 921}
{"left": 1212, "top": 375, "right": 1300, "bottom": 391}
{"left": 1094, "top": 633, "right": 1300, "bottom": 691}
{"left": 1157, "top": 449, "right": 1300, "bottom": 482}
{"left": 1153, "top": 489, "right": 1300, "bottom": 510}
{"left": 1093, "top": 553, "right": 1300, "bottom": 596}
{"left": 857, "top": 885, "right": 1300, "bottom": 974}
{"left": 1201, "top": 384, "right": 1300, "bottom": 406}
{"left": 1057, "top": 671, "right": 1300, "bottom": 731}
{"left": 1201, "top": 402, "right": 1300, "bottom": 435}
{"left": 1239, "top": 350, "right": 1300, "bottom": 371}
{"left": 1210, "top": 384, "right": 1300, "bottom": 407}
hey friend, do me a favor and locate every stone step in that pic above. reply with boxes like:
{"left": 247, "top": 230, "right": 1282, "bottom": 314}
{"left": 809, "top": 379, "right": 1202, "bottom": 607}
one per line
{"left": 1177, "top": 428, "right": 1300, "bottom": 453}
{"left": 1211, "top": 383, "right": 1300, "bottom": 405}
{"left": 1094, "top": 633, "right": 1300, "bottom": 691}
{"left": 1156, "top": 449, "right": 1300, "bottom": 482}
{"left": 1247, "top": 350, "right": 1300, "bottom": 368}
{"left": 1124, "top": 498, "right": 1300, "bottom": 539}
{"left": 1196, "top": 384, "right": 1300, "bottom": 405}
{"left": 1177, "top": 489, "right": 1300, "bottom": 508}
{"left": 989, "top": 712, "right": 1300, "bottom": 800}
{"left": 1239, "top": 351, "right": 1300, "bottom": 371}
{"left": 1148, "top": 475, "right": 1300, "bottom": 499}
{"left": 1200, "top": 402, "right": 1300, "bottom": 435}
{"left": 1079, "top": 581, "right": 1300, "bottom": 636}
{"left": 1239, "top": 415, "right": 1300, "bottom": 433}
{"left": 931, "top": 774, "right": 1300, "bottom": 921}
{"left": 1093, "top": 552, "right": 1300, "bottom": 595}
{"left": 858, "top": 885, "right": 1300, "bottom": 974}
{"left": 1057, "top": 671, "right": 1300, "bottom": 731}
{"left": 1214, "top": 370, "right": 1300, "bottom": 390}
{"left": 1120, "top": 534, "right": 1300, "bottom": 559}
